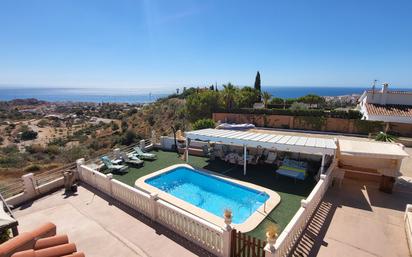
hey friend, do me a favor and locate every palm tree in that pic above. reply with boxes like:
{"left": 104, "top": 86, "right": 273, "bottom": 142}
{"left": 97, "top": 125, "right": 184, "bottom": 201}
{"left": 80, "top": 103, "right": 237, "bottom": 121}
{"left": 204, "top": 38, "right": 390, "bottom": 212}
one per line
{"left": 261, "top": 91, "right": 272, "bottom": 108}
{"left": 222, "top": 83, "right": 236, "bottom": 111}
{"left": 375, "top": 131, "right": 397, "bottom": 142}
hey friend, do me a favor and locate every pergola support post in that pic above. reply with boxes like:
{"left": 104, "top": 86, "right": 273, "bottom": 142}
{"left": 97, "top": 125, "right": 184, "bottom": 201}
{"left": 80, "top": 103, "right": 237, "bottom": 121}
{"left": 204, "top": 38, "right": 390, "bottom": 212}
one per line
{"left": 185, "top": 138, "right": 189, "bottom": 163}
{"left": 321, "top": 154, "right": 326, "bottom": 174}
{"left": 243, "top": 144, "right": 247, "bottom": 175}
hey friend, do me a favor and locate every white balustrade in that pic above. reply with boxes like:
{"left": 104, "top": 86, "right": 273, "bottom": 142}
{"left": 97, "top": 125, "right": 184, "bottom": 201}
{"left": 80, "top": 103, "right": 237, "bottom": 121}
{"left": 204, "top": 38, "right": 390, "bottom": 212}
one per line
{"left": 79, "top": 165, "right": 96, "bottom": 186}
{"left": 111, "top": 179, "right": 152, "bottom": 217}
{"left": 157, "top": 199, "right": 224, "bottom": 257}
{"left": 94, "top": 171, "right": 111, "bottom": 194}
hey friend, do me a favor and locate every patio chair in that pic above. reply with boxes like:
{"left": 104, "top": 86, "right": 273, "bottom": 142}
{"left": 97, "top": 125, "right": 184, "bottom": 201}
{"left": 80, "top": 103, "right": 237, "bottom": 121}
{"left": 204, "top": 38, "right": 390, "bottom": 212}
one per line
{"left": 121, "top": 152, "right": 144, "bottom": 167}
{"left": 100, "top": 156, "right": 128, "bottom": 173}
{"left": 132, "top": 146, "right": 157, "bottom": 160}
{"left": 264, "top": 152, "right": 278, "bottom": 165}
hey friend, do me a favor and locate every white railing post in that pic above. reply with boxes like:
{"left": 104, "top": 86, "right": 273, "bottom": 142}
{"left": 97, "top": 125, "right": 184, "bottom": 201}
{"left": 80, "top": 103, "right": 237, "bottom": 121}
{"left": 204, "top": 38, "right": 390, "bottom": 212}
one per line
{"left": 22, "top": 173, "right": 37, "bottom": 198}
{"left": 406, "top": 204, "right": 412, "bottom": 219}
{"left": 160, "top": 136, "right": 165, "bottom": 149}
{"left": 150, "top": 193, "right": 158, "bottom": 221}
{"left": 113, "top": 148, "right": 121, "bottom": 160}
{"left": 140, "top": 139, "right": 146, "bottom": 151}
{"left": 76, "top": 158, "right": 85, "bottom": 180}
{"left": 107, "top": 173, "right": 113, "bottom": 196}
{"left": 222, "top": 213, "right": 232, "bottom": 257}
{"left": 264, "top": 237, "right": 277, "bottom": 257}
{"left": 301, "top": 199, "right": 308, "bottom": 208}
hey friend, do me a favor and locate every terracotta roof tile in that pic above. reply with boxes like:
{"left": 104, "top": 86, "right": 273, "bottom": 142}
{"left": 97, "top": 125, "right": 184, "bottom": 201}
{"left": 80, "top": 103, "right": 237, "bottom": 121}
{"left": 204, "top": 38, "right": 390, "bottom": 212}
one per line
{"left": 365, "top": 103, "right": 412, "bottom": 117}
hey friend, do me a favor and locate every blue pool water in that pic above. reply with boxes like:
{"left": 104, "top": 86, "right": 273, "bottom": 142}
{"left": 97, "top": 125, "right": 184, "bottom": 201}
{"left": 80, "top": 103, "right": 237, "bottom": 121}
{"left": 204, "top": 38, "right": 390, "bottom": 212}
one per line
{"left": 145, "top": 167, "right": 269, "bottom": 224}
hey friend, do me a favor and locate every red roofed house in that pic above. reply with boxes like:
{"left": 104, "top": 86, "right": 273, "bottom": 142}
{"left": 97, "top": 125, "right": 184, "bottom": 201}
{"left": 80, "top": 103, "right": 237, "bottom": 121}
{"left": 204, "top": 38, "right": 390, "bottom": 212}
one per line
{"left": 358, "top": 83, "right": 412, "bottom": 124}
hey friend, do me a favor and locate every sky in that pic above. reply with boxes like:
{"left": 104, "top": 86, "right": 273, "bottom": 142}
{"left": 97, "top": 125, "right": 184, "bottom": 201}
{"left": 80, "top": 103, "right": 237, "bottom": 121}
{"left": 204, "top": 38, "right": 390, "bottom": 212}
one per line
{"left": 0, "top": 0, "right": 411, "bottom": 89}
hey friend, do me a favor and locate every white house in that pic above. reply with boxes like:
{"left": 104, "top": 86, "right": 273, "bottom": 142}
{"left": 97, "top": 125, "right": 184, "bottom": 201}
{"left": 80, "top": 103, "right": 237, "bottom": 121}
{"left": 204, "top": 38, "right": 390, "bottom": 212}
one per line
{"left": 358, "top": 83, "right": 412, "bottom": 124}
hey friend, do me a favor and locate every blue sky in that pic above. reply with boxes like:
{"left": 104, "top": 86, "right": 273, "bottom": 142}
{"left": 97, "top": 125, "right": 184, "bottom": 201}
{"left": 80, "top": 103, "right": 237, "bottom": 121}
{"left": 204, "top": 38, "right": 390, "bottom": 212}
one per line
{"left": 0, "top": 0, "right": 411, "bottom": 89}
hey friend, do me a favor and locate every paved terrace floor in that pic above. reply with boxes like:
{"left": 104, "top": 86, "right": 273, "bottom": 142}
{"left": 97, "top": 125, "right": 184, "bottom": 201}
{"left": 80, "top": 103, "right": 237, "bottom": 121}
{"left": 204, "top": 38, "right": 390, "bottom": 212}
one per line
{"left": 13, "top": 185, "right": 214, "bottom": 257}
{"left": 290, "top": 178, "right": 412, "bottom": 257}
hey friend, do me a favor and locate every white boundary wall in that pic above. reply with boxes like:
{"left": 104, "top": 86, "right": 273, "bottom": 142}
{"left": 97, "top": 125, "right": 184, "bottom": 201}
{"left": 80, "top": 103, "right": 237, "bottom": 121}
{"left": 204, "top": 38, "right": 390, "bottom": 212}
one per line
{"left": 77, "top": 164, "right": 228, "bottom": 257}
{"left": 406, "top": 204, "right": 412, "bottom": 255}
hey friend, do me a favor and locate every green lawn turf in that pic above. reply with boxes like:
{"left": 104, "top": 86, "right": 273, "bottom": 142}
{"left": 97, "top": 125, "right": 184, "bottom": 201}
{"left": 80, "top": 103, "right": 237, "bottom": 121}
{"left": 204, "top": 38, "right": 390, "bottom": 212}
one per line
{"left": 111, "top": 149, "right": 316, "bottom": 240}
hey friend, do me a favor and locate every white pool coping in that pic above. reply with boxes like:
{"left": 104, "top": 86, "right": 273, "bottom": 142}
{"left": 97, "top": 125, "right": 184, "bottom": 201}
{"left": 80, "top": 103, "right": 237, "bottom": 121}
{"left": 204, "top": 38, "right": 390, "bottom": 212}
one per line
{"left": 135, "top": 164, "right": 281, "bottom": 232}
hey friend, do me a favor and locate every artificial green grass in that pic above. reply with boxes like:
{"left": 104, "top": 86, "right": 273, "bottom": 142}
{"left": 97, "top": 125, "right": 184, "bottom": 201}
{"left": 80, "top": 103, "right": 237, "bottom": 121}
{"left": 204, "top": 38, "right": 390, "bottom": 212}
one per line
{"left": 112, "top": 149, "right": 316, "bottom": 240}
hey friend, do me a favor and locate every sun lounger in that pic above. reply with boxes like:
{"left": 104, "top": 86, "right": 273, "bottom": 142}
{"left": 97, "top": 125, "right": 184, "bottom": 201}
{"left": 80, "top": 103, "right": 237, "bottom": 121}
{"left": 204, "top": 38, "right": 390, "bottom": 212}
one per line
{"left": 100, "top": 156, "right": 128, "bottom": 173}
{"left": 121, "top": 152, "right": 144, "bottom": 167}
{"left": 132, "top": 146, "right": 157, "bottom": 160}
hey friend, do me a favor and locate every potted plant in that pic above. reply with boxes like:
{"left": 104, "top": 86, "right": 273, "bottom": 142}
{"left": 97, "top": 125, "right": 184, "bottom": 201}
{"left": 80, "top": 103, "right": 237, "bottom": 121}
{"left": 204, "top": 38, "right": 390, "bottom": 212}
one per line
{"left": 223, "top": 208, "right": 232, "bottom": 226}
{"left": 266, "top": 224, "right": 279, "bottom": 251}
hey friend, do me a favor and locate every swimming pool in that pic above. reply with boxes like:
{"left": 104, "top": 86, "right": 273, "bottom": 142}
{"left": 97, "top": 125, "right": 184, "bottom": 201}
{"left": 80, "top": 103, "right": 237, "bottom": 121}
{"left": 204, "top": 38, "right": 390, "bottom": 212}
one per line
{"left": 136, "top": 164, "right": 280, "bottom": 231}
{"left": 145, "top": 166, "right": 269, "bottom": 224}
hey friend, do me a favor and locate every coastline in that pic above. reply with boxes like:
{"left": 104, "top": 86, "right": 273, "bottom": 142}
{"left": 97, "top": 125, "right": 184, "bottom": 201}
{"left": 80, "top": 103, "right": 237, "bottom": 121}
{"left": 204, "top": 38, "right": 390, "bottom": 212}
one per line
{"left": 0, "top": 86, "right": 410, "bottom": 104}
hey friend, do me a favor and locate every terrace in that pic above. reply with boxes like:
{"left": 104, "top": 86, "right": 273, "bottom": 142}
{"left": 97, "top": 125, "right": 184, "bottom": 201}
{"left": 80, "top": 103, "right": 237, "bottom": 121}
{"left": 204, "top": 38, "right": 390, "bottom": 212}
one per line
{"left": 1, "top": 130, "right": 411, "bottom": 257}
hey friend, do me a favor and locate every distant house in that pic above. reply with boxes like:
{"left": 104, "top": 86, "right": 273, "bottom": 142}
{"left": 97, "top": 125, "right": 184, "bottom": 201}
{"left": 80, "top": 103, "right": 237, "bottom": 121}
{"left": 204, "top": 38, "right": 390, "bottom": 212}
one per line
{"left": 358, "top": 83, "right": 412, "bottom": 124}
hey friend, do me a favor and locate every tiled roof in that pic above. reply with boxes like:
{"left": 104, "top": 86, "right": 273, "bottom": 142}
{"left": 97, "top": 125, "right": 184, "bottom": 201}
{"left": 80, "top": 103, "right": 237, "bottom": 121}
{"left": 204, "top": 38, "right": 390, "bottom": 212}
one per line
{"left": 365, "top": 103, "right": 412, "bottom": 117}
{"left": 366, "top": 90, "right": 412, "bottom": 95}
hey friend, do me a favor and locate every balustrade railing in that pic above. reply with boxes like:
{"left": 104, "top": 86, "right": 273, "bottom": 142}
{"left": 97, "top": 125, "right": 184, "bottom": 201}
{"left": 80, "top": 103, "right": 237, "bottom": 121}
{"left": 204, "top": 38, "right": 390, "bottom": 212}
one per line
{"left": 271, "top": 160, "right": 337, "bottom": 257}
{"left": 157, "top": 199, "right": 224, "bottom": 256}
{"left": 0, "top": 178, "right": 24, "bottom": 199}
{"left": 78, "top": 163, "right": 226, "bottom": 256}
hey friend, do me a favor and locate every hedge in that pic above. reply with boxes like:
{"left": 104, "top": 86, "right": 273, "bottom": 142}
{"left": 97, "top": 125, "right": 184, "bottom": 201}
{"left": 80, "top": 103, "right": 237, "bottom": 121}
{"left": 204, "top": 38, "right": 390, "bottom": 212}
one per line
{"left": 224, "top": 108, "right": 363, "bottom": 119}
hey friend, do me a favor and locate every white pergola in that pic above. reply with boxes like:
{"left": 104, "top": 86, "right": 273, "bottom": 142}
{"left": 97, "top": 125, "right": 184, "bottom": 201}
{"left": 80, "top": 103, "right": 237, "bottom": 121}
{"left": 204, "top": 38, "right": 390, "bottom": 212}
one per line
{"left": 185, "top": 128, "right": 337, "bottom": 175}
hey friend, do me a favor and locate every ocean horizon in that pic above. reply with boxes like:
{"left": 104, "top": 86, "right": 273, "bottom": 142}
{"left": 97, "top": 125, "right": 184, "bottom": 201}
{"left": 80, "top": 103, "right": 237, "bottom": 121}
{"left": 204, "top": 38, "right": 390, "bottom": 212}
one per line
{"left": 0, "top": 86, "right": 410, "bottom": 104}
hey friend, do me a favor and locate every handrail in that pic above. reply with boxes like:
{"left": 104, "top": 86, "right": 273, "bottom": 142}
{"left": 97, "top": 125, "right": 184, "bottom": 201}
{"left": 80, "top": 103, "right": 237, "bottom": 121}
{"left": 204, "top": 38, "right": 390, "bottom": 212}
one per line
{"left": 240, "top": 190, "right": 267, "bottom": 216}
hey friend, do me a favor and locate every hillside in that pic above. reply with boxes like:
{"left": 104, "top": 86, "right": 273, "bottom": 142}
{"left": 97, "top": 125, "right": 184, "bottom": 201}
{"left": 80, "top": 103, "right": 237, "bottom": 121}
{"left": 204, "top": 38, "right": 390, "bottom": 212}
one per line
{"left": 127, "top": 98, "right": 188, "bottom": 138}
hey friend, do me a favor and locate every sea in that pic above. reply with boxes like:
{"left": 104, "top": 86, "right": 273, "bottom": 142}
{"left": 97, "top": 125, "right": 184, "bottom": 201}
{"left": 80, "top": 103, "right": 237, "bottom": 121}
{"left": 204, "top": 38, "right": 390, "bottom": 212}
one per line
{"left": 0, "top": 86, "right": 409, "bottom": 104}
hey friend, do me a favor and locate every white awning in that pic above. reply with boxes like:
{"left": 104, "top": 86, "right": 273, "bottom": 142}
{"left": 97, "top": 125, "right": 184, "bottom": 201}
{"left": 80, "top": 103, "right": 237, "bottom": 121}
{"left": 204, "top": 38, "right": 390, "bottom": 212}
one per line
{"left": 185, "top": 129, "right": 337, "bottom": 156}
{"left": 339, "top": 139, "right": 409, "bottom": 159}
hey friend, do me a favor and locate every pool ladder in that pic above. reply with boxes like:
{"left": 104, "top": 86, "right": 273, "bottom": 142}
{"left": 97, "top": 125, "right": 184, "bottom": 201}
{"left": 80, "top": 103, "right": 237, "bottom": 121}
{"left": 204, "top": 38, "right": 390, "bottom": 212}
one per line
{"left": 237, "top": 191, "right": 267, "bottom": 217}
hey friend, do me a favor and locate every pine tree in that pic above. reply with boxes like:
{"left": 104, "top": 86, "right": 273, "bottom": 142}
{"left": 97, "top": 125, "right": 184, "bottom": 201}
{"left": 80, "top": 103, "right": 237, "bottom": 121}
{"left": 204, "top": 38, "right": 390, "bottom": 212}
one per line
{"left": 254, "top": 71, "right": 261, "bottom": 101}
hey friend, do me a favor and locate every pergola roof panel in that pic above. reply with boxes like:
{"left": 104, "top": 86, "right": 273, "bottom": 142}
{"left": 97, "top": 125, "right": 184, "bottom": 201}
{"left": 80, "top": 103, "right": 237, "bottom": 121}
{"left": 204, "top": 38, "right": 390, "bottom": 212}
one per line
{"left": 185, "top": 129, "right": 337, "bottom": 155}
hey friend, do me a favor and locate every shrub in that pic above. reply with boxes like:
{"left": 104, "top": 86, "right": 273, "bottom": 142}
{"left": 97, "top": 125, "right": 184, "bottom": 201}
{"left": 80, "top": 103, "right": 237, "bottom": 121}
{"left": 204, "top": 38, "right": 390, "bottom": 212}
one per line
{"left": 42, "top": 163, "right": 60, "bottom": 170}
{"left": 1, "top": 145, "right": 19, "bottom": 154}
{"left": 62, "top": 146, "right": 89, "bottom": 162}
{"left": 24, "top": 164, "right": 41, "bottom": 172}
{"left": 330, "top": 110, "right": 363, "bottom": 119}
{"left": 111, "top": 122, "right": 119, "bottom": 131}
{"left": 45, "top": 145, "right": 61, "bottom": 155}
{"left": 25, "top": 144, "right": 45, "bottom": 154}
{"left": 37, "top": 119, "right": 49, "bottom": 127}
{"left": 290, "top": 102, "right": 308, "bottom": 111}
{"left": 0, "top": 154, "right": 26, "bottom": 168}
{"left": 48, "top": 138, "right": 66, "bottom": 147}
{"left": 222, "top": 108, "right": 363, "bottom": 119}
{"left": 121, "top": 130, "right": 140, "bottom": 145}
{"left": 192, "top": 119, "right": 216, "bottom": 130}
{"left": 21, "top": 130, "right": 38, "bottom": 141}
{"left": 0, "top": 229, "right": 11, "bottom": 244}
